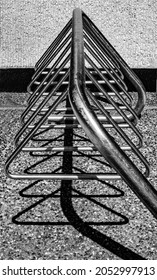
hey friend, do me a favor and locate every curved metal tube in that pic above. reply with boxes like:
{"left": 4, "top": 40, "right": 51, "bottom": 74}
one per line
{"left": 5, "top": 87, "right": 69, "bottom": 179}
{"left": 28, "top": 32, "right": 71, "bottom": 92}
{"left": 34, "top": 19, "right": 72, "bottom": 71}
{"left": 21, "top": 52, "right": 71, "bottom": 128}
{"left": 69, "top": 8, "right": 157, "bottom": 219}
{"left": 83, "top": 12, "right": 146, "bottom": 117}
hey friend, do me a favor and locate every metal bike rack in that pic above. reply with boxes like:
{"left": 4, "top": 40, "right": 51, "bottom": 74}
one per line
{"left": 5, "top": 8, "right": 157, "bottom": 222}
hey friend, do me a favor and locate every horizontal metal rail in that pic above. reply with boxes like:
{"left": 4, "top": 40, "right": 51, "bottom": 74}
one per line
{"left": 22, "top": 145, "right": 132, "bottom": 152}
{"left": 47, "top": 114, "right": 133, "bottom": 123}
{"left": 31, "top": 104, "right": 127, "bottom": 112}
{"left": 33, "top": 79, "right": 117, "bottom": 86}
{"left": 27, "top": 123, "right": 130, "bottom": 129}
{"left": 4, "top": 173, "right": 121, "bottom": 180}
{"left": 29, "top": 90, "right": 126, "bottom": 97}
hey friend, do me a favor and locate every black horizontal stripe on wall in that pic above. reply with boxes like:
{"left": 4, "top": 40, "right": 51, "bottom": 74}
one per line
{"left": 0, "top": 68, "right": 156, "bottom": 92}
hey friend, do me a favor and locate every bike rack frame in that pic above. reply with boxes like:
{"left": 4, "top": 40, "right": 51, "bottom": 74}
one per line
{"left": 5, "top": 8, "right": 157, "bottom": 222}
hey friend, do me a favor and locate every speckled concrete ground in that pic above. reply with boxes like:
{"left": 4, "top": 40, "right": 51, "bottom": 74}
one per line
{"left": 1, "top": 0, "right": 156, "bottom": 68}
{"left": 0, "top": 92, "right": 157, "bottom": 260}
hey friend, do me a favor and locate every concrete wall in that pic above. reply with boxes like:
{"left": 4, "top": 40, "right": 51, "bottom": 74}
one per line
{"left": 0, "top": 0, "right": 156, "bottom": 68}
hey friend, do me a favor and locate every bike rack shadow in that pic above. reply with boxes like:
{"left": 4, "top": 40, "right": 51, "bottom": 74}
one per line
{"left": 11, "top": 99, "right": 144, "bottom": 260}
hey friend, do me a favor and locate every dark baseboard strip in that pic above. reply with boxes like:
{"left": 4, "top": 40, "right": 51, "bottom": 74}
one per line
{"left": 0, "top": 68, "right": 156, "bottom": 92}
{"left": 125, "top": 68, "right": 156, "bottom": 92}
{"left": 0, "top": 68, "right": 34, "bottom": 93}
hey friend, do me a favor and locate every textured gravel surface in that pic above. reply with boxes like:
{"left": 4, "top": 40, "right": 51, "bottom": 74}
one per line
{"left": 0, "top": 92, "right": 157, "bottom": 107}
{"left": 0, "top": 92, "right": 157, "bottom": 260}
{"left": 1, "top": 0, "right": 156, "bottom": 68}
